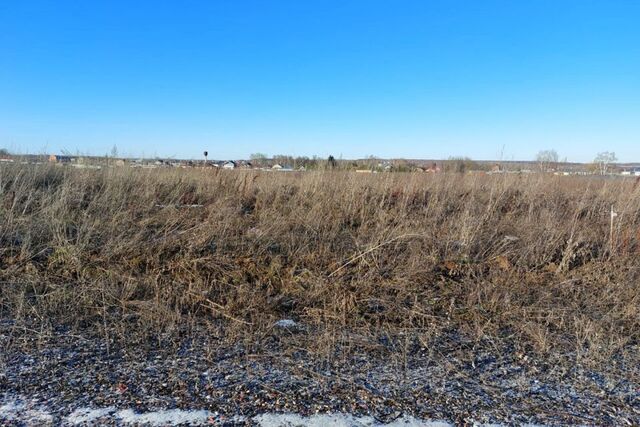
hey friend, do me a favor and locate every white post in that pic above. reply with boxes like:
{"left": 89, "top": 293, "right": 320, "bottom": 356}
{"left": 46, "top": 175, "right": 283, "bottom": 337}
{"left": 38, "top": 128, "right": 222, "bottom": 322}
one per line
{"left": 610, "top": 205, "right": 618, "bottom": 252}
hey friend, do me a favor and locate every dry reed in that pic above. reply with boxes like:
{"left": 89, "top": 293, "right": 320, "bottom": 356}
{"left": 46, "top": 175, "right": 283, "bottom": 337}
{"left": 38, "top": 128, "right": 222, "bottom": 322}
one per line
{"left": 1, "top": 164, "right": 639, "bottom": 362}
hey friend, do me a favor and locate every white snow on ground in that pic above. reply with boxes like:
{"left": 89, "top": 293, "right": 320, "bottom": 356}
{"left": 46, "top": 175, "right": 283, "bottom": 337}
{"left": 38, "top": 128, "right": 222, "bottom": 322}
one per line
{"left": 274, "top": 319, "right": 298, "bottom": 328}
{"left": 0, "top": 399, "right": 54, "bottom": 424}
{"left": 66, "top": 406, "right": 116, "bottom": 424}
{"left": 255, "top": 413, "right": 451, "bottom": 426}
{"left": 0, "top": 395, "right": 547, "bottom": 426}
{"left": 0, "top": 401, "right": 21, "bottom": 421}
{"left": 117, "top": 408, "right": 212, "bottom": 425}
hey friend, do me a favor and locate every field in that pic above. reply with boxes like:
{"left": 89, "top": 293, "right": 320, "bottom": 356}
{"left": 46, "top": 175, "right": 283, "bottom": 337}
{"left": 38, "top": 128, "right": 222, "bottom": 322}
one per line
{"left": 1, "top": 164, "right": 639, "bottom": 424}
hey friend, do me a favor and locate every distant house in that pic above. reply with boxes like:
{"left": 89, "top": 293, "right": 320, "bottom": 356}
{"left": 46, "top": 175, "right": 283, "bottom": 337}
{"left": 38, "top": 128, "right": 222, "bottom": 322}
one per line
{"left": 425, "top": 163, "right": 441, "bottom": 173}
{"left": 223, "top": 161, "right": 236, "bottom": 170}
{"left": 621, "top": 167, "right": 640, "bottom": 176}
{"left": 49, "top": 154, "right": 73, "bottom": 164}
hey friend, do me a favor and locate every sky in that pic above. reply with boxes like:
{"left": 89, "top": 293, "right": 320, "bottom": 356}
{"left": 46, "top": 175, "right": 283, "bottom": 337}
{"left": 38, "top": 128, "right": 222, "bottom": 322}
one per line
{"left": 1, "top": 1, "right": 639, "bottom": 162}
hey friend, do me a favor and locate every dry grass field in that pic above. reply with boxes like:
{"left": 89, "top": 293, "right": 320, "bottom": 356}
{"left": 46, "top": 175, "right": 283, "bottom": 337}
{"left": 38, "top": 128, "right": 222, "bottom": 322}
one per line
{"left": 1, "top": 164, "right": 639, "bottom": 364}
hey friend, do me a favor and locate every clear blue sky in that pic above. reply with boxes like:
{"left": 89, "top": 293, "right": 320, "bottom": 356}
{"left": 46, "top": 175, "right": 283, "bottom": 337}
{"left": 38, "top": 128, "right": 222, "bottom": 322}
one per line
{"left": 1, "top": 1, "right": 639, "bottom": 162}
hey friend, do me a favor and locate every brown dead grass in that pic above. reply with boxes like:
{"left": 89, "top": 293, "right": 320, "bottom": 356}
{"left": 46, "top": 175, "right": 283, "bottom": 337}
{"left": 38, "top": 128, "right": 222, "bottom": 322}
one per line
{"left": 1, "top": 164, "right": 639, "bottom": 361}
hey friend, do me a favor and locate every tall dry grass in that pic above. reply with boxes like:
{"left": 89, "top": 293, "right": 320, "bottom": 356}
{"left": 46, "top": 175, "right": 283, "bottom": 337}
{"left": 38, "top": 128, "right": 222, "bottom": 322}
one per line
{"left": 1, "top": 164, "right": 639, "bottom": 361}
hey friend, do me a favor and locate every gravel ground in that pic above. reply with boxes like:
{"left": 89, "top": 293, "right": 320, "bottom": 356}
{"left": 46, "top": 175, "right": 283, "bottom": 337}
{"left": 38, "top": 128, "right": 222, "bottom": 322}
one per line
{"left": 1, "top": 321, "right": 638, "bottom": 426}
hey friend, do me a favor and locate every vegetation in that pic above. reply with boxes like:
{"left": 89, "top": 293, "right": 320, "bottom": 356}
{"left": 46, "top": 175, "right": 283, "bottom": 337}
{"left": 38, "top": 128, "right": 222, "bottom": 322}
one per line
{"left": 1, "top": 164, "right": 639, "bottom": 363}
{"left": 444, "top": 156, "right": 480, "bottom": 173}
{"left": 535, "top": 149, "right": 559, "bottom": 172}
{"left": 594, "top": 151, "right": 618, "bottom": 175}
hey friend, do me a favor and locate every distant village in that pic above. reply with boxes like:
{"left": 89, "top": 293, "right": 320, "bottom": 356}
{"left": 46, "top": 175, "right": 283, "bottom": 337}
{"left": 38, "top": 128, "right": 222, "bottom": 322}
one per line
{"left": 1, "top": 150, "right": 639, "bottom": 177}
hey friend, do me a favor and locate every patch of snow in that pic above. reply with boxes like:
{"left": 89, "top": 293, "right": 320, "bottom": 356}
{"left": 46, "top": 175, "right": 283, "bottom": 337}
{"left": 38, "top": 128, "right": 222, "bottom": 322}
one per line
{"left": 66, "top": 406, "right": 116, "bottom": 424}
{"left": 117, "top": 408, "right": 212, "bottom": 425}
{"left": 1, "top": 395, "right": 549, "bottom": 427}
{"left": 0, "top": 401, "right": 21, "bottom": 421}
{"left": 254, "top": 413, "right": 452, "bottom": 427}
{"left": 274, "top": 319, "right": 298, "bottom": 328}
{"left": 26, "top": 408, "right": 54, "bottom": 422}
{"left": 0, "top": 399, "right": 54, "bottom": 424}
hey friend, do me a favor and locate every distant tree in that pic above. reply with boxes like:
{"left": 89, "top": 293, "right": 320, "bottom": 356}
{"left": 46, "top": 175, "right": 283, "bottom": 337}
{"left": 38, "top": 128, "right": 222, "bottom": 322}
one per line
{"left": 362, "top": 155, "right": 379, "bottom": 170}
{"left": 111, "top": 145, "right": 119, "bottom": 158}
{"left": 293, "top": 156, "right": 312, "bottom": 169}
{"left": 535, "top": 149, "right": 559, "bottom": 172}
{"left": 272, "top": 154, "right": 294, "bottom": 167}
{"left": 249, "top": 152, "right": 268, "bottom": 167}
{"left": 0, "top": 148, "right": 9, "bottom": 157}
{"left": 304, "top": 156, "right": 320, "bottom": 170}
{"left": 327, "top": 155, "right": 337, "bottom": 169}
{"left": 393, "top": 159, "right": 414, "bottom": 172}
{"left": 446, "top": 156, "right": 477, "bottom": 173}
{"left": 594, "top": 151, "right": 617, "bottom": 175}
{"left": 250, "top": 152, "right": 267, "bottom": 161}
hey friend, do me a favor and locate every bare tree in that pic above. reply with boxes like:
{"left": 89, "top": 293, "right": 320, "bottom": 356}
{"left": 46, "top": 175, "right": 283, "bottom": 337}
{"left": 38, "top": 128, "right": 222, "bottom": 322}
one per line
{"left": 535, "top": 149, "right": 559, "bottom": 172}
{"left": 250, "top": 152, "right": 268, "bottom": 167}
{"left": 594, "top": 151, "right": 617, "bottom": 175}
{"left": 446, "top": 156, "right": 477, "bottom": 173}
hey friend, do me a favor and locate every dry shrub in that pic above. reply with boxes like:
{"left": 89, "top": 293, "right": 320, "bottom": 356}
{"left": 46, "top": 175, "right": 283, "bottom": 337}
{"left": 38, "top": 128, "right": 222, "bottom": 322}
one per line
{"left": 0, "top": 164, "right": 639, "bottom": 361}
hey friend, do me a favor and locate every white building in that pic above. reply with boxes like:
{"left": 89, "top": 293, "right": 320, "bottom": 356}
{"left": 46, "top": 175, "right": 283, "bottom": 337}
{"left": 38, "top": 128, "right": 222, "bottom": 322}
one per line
{"left": 621, "top": 167, "right": 640, "bottom": 176}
